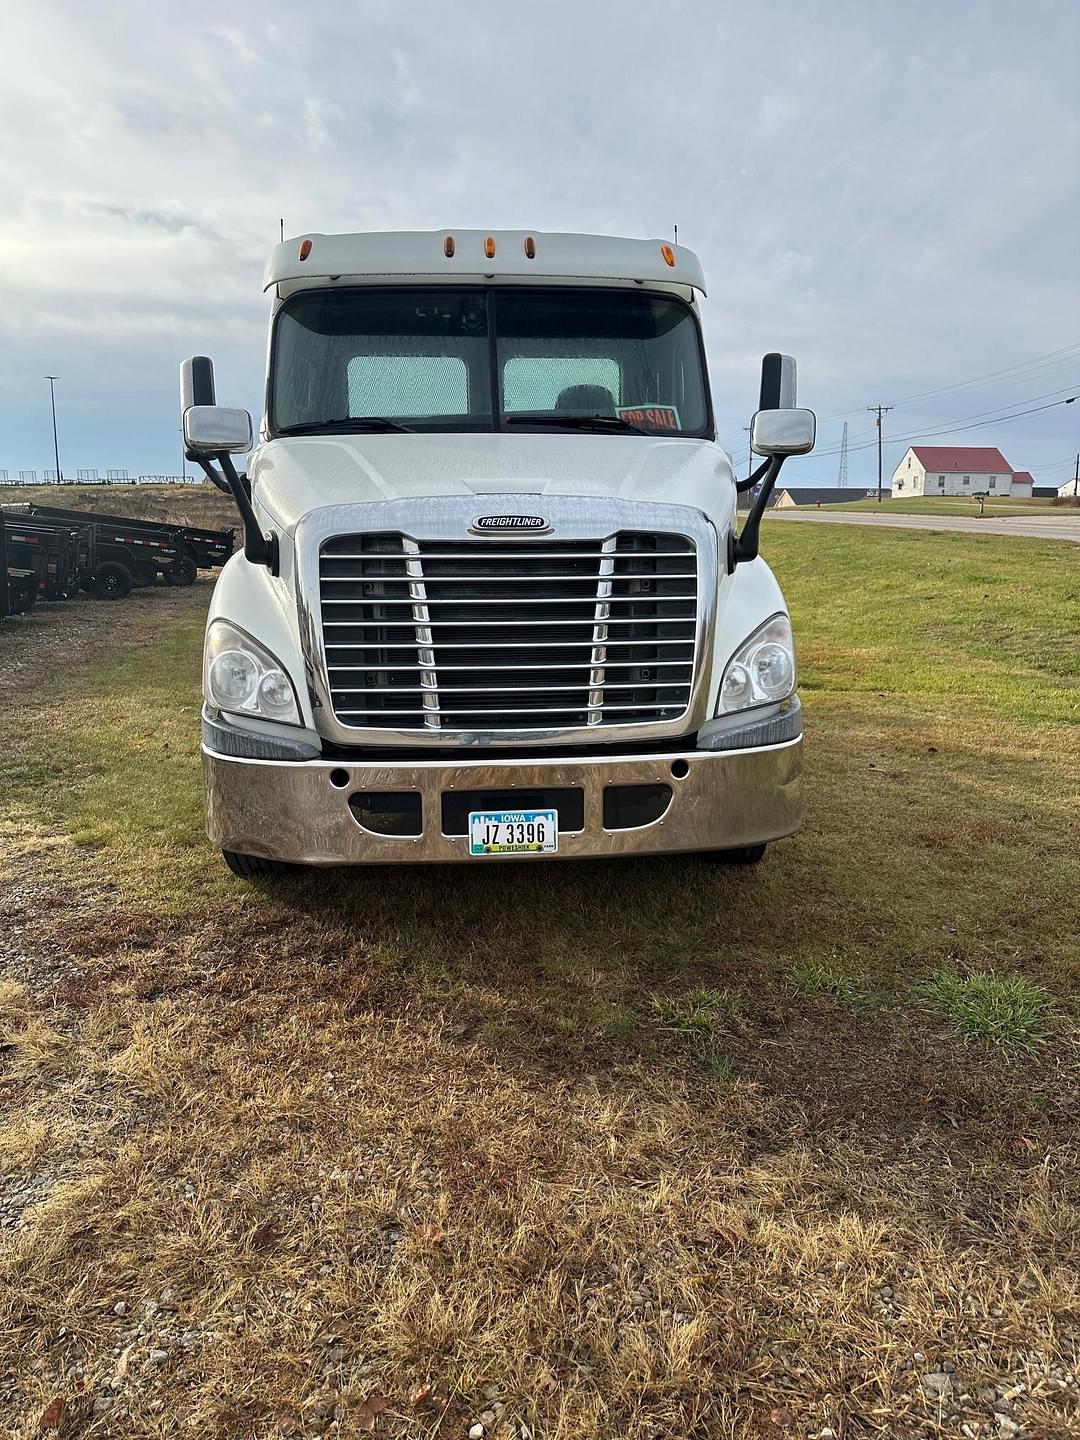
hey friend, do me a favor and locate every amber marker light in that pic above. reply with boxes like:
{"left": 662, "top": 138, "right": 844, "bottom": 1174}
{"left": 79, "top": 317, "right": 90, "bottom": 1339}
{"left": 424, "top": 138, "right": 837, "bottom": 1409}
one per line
{"left": 484, "top": 236, "right": 497, "bottom": 259}
{"left": 444, "top": 235, "right": 456, "bottom": 257}
{"left": 298, "top": 238, "right": 313, "bottom": 261}
{"left": 660, "top": 243, "right": 676, "bottom": 267}
{"left": 524, "top": 235, "right": 536, "bottom": 259}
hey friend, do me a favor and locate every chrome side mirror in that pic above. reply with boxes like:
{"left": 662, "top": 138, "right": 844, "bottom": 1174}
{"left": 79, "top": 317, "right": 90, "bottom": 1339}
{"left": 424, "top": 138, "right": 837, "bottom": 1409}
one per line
{"left": 183, "top": 405, "right": 253, "bottom": 455}
{"left": 759, "top": 353, "right": 798, "bottom": 411}
{"left": 180, "top": 355, "right": 217, "bottom": 414}
{"left": 750, "top": 407, "right": 816, "bottom": 457}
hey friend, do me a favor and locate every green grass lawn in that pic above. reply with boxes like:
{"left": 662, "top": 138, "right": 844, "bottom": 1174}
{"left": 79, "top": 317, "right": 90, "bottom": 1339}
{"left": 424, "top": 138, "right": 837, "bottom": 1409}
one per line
{"left": 2, "top": 528, "right": 1080, "bottom": 1438}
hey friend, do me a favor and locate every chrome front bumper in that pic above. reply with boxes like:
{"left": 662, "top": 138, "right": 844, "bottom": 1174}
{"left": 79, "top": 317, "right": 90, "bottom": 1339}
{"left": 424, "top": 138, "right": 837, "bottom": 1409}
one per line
{"left": 203, "top": 737, "right": 802, "bottom": 864}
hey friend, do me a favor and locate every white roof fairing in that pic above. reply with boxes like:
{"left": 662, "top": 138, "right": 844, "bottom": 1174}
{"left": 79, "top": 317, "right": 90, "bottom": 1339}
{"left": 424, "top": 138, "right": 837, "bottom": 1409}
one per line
{"left": 263, "top": 229, "right": 707, "bottom": 297}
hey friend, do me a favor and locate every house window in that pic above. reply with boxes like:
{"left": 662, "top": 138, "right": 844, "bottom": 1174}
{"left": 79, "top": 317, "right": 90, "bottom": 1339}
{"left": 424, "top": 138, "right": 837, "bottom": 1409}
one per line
{"left": 896, "top": 478, "right": 904, "bottom": 490}
{"left": 938, "top": 475, "right": 945, "bottom": 487}
{"left": 989, "top": 476, "right": 996, "bottom": 489}
{"left": 963, "top": 475, "right": 970, "bottom": 486}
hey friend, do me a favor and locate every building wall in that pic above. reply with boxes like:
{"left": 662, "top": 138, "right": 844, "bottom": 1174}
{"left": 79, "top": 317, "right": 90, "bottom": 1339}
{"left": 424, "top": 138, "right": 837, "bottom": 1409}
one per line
{"left": 891, "top": 449, "right": 1014, "bottom": 496}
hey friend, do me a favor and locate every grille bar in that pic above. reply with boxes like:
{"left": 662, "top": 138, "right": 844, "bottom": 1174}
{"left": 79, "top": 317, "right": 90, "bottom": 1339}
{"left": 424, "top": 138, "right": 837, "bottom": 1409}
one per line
{"left": 331, "top": 681, "right": 693, "bottom": 694}
{"left": 319, "top": 529, "right": 698, "bottom": 733}
{"left": 324, "top": 617, "right": 695, "bottom": 629}
{"left": 327, "top": 659, "right": 695, "bottom": 672}
{"left": 323, "top": 571, "right": 697, "bottom": 583}
{"left": 324, "top": 549, "right": 695, "bottom": 562}
{"left": 322, "top": 595, "right": 698, "bottom": 607}
{"left": 336, "top": 702, "right": 686, "bottom": 717}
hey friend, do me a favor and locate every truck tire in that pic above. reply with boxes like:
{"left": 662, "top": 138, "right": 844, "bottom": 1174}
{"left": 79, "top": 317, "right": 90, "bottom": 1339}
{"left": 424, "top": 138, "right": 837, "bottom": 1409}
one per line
{"left": 221, "top": 850, "right": 294, "bottom": 877}
{"left": 166, "top": 554, "right": 198, "bottom": 587}
{"left": 90, "top": 562, "right": 134, "bottom": 600}
{"left": 8, "top": 577, "right": 38, "bottom": 614}
{"left": 699, "top": 844, "right": 767, "bottom": 866}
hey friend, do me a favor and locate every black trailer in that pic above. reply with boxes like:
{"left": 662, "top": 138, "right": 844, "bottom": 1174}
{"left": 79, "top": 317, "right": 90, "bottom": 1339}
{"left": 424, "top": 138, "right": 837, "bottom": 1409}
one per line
{"left": 0, "top": 515, "right": 82, "bottom": 602}
{"left": 15, "top": 505, "right": 234, "bottom": 599}
{"left": 0, "top": 510, "right": 52, "bottom": 614}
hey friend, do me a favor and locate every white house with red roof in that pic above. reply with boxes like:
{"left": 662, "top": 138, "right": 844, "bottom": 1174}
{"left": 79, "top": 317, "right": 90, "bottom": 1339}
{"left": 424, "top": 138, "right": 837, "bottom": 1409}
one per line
{"left": 890, "top": 446, "right": 1030, "bottom": 498}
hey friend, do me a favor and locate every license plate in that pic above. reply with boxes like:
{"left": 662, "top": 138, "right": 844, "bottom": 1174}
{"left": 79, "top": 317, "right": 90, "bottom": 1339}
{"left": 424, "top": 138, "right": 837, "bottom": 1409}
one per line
{"left": 468, "top": 808, "right": 558, "bottom": 856}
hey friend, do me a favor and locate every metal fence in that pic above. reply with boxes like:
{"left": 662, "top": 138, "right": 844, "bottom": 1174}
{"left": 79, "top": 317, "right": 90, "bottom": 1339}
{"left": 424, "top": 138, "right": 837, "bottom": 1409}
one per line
{"left": 1, "top": 472, "right": 206, "bottom": 486}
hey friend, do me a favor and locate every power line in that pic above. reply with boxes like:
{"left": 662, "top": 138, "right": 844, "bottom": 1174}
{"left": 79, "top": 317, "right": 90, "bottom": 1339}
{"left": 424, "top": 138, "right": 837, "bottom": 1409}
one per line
{"left": 811, "top": 390, "right": 1079, "bottom": 460}
{"left": 813, "top": 337, "right": 1080, "bottom": 424}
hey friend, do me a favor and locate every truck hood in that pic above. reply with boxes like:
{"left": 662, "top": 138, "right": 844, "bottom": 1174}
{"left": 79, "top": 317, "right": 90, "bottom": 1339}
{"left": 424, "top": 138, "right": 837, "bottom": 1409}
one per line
{"left": 250, "top": 432, "right": 736, "bottom": 535}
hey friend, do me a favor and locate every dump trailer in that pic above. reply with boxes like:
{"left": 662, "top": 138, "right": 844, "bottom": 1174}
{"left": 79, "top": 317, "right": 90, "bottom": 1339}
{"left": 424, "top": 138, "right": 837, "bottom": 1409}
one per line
{"left": 18, "top": 505, "right": 234, "bottom": 598}
{"left": 0, "top": 512, "right": 82, "bottom": 601}
{"left": 0, "top": 509, "right": 51, "bottom": 614}
{"left": 181, "top": 229, "right": 816, "bottom": 876}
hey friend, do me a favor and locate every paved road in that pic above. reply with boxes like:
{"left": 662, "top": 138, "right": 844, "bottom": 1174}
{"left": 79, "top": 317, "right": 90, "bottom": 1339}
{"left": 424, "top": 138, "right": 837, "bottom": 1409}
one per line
{"left": 768, "top": 509, "right": 1080, "bottom": 543}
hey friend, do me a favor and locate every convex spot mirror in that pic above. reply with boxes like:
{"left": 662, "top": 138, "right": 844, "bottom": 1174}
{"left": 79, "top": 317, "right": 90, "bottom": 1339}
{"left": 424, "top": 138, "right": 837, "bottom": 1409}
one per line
{"left": 750, "top": 407, "right": 816, "bottom": 457}
{"left": 183, "top": 405, "right": 253, "bottom": 455}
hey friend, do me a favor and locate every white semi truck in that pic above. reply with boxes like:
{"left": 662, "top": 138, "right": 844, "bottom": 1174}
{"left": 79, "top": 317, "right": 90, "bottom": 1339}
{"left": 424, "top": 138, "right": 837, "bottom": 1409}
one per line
{"left": 180, "top": 230, "right": 815, "bottom": 875}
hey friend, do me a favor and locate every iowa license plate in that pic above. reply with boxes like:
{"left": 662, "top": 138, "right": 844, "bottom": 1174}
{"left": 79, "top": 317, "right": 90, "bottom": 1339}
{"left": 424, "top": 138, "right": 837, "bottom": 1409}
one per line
{"left": 468, "top": 808, "right": 558, "bottom": 857}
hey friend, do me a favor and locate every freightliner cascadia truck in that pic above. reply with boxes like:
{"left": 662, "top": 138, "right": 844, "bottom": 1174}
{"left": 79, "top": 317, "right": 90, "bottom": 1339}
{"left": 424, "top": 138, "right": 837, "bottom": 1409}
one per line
{"left": 180, "top": 230, "right": 815, "bottom": 876}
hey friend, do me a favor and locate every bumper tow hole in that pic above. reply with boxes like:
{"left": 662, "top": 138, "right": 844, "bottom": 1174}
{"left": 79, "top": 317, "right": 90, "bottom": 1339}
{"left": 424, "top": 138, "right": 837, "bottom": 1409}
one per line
{"left": 329, "top": 768, "right": 350, "bottom": 789}
{"left": 670, "top": 759, "right": 690, "bottom": 780}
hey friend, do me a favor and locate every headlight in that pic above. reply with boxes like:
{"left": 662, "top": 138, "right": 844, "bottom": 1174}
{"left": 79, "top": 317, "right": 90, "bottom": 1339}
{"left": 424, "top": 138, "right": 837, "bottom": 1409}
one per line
{"left": 718, "top": 614, "right": 796, "bottom": 714}
{"left": 204, "top": 620, "right": 302, "bottom": 726}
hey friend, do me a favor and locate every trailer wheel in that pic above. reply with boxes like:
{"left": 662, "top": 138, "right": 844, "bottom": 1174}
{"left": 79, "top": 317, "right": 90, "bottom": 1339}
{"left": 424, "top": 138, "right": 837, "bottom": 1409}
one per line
{"left": 221, "top": 849, "right": 294, "bottom": 877}
{"left": 8, "top": 578, "right": 38, "bottom": 614}
{"left": 166, "top": 554, "right": 198, "bottom": 587}
{"left": 699, "top": 844, "right": 767, "bottom": 866}
{"left": 90, "top": 562, "right": 134, "bottom": 600}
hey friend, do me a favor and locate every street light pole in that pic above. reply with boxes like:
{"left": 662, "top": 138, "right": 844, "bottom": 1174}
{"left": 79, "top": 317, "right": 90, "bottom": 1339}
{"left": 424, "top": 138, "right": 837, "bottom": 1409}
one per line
{"left": 44, "top": 376, "right": 61, "bottom": 484}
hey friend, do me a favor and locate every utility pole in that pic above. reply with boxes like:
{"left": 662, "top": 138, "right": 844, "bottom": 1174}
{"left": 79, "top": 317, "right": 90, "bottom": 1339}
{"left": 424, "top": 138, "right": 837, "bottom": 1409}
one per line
{"left": 44, "top": 376, "right": 61, "bottom": 484}
{"left": 1073, "top": 451, "right": 1079, "bottom": 499}
{"left": 867, "top": 403, "right": 893, "bottom": 502}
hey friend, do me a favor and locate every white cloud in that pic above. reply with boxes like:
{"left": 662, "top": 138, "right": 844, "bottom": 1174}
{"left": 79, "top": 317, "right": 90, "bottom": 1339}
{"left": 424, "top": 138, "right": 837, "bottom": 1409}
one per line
{"left": 0, "top": 0, "right": 1077, "bottom": 485}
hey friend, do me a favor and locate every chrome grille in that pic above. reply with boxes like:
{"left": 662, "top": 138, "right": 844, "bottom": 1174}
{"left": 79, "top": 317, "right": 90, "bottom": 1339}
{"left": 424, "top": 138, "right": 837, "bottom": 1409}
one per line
{"left": 319, "top": 531, "right": 698, "bottom": 732}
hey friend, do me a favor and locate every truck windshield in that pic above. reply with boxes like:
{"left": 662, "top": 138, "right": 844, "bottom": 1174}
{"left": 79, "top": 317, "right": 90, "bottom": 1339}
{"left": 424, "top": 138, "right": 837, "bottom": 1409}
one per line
{"left": 271, "top": 287, "right": 711, "bottom": 437}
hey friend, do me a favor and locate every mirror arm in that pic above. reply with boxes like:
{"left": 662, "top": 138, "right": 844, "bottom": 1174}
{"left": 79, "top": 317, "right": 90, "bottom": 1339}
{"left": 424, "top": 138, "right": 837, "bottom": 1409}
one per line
{"left": 735, "top": 458, "right": 771, "bottom": 495}
{"left": 215, "top": 451, "right": 278, "bottom": 573}
{"left": 193, "top": 455, "right": 233, "bottom": 497}
{"left": 728, "top": 455, "right": 786, "bottom": 571}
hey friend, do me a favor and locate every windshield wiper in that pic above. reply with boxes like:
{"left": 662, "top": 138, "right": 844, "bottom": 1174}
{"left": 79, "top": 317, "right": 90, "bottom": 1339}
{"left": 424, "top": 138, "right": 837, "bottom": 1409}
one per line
{"left": 504, "top": 412, "right": 646, "bottom": 434}
{"left": 277, "top": 416, "right": 414, "bottom": 435}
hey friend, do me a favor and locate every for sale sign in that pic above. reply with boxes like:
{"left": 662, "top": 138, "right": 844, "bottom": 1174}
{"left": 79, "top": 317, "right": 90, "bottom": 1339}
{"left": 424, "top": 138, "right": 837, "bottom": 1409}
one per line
{"left": 617, "top": 404, "right": 681, "bottom": 433}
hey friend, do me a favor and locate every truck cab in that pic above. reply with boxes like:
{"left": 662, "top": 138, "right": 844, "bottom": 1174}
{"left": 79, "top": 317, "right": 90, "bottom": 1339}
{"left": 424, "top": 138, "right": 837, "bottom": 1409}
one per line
{"left": 181, "top": 230, "right": 815, "bottom": 874}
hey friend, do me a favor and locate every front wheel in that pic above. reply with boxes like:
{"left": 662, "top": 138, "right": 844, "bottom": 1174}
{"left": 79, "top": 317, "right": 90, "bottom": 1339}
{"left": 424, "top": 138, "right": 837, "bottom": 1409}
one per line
{"left": 90, "top": 561, "right": 134, "bottom": 600}
{"left": 221, "top": 850, "right": 294, "bottom": 878}
{"left": 698, "top": 844, "right": 768, "bottom": 866}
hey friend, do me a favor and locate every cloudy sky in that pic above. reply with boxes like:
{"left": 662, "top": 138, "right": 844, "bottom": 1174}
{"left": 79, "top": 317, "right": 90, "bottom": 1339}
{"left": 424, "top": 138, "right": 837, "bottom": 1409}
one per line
{"left": 2, "top": 0, "right": 1078, "bottom": 489}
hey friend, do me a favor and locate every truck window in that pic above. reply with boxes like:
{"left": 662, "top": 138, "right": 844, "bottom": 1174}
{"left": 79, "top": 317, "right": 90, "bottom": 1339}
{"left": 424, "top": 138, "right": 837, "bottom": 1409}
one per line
{"left": 347, "top": 354, "right": 469, "bottom": 417}
{"left": 273, "top": 288, "right": 492, "bottom": 432}
{"left": 494, "top": 290, "right": 708, "bottom": 434}
{"left": 270, "top": 286, "right": 710, "bottom": 436}
{"left": 503, "top": 356, "right": 621, "bottom": 412}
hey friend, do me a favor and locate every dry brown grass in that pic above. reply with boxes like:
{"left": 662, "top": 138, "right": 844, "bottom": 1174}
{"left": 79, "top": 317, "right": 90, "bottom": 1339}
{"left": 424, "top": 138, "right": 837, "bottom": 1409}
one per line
{"left": 1, "top": 528, "right": 1079, "bottom": 1438}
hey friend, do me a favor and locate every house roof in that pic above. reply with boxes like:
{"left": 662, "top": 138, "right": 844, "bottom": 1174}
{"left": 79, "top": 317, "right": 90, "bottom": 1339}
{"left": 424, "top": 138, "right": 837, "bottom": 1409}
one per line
{"left": 1011, "top": 471, "right": 1034, "bottom": 486}
{"left": 910, "top": 446, "right": 1011, "bottom": 474}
